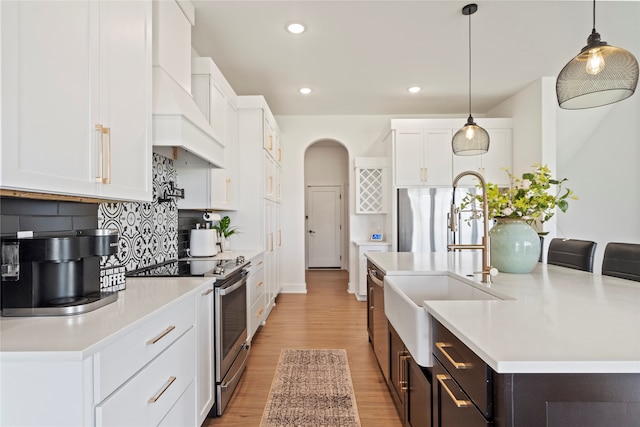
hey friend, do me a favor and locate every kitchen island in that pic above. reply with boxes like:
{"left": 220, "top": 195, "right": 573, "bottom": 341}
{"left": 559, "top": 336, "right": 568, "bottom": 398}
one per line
{"left": 366, "top": 251, "right": 640, "bottom": 427}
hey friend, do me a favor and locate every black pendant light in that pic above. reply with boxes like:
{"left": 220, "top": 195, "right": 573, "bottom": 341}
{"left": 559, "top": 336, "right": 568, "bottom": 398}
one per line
{"left": 556, "top": 0, "right": 639, "bottom": 109}
{"left": 452, "top": 3, "right": 489, "bottom": 156}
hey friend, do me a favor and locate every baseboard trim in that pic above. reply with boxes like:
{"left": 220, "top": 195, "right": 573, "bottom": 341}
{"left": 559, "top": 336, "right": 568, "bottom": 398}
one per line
{"left": 281, "top": 283, "right": 307, "bottom": 294}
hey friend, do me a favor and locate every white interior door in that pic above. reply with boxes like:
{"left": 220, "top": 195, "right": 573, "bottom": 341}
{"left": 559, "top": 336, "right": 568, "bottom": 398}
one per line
{"left": 307, "top": 186, "right": 342, "bottom": 268}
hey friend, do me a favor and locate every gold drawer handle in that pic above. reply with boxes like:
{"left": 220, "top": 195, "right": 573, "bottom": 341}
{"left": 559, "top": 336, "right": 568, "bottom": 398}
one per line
{"left": 147, "top": 326, "right": 176, "bottom": 345}
{"left": 148, "top": 376, "right": 176, "bottom": 403}
{"left": 201, "top": 288, "right": 214, "bottom": 296}
{"left": 436, "top": 342, "right": 472, "bottom": 369}
{"left": 257, "top": 307, "right": 265, "bottom": 317}
{"left": 257, "top": 281, "right": 264, "bottom": 287}
{"left": 436, "top": 374, "right": 472, "bottom": 408}
{"left": 399, "top": 351, "right": 411, "bottom": 392}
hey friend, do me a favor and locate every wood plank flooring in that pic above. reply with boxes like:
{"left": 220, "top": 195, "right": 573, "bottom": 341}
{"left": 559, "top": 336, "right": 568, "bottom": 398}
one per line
{"left": 203, "top": 269, "right": 402, "bottom": 427}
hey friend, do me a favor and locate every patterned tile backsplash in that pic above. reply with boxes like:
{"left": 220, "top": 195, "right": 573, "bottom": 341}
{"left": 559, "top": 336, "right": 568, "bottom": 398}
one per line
{"left": 98, "top": 154, "right": 179, "bottom": 279}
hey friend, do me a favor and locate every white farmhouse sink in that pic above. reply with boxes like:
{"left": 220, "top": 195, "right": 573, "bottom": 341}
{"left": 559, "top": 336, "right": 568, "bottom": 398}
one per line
{"left": 384, "top": 275, "right": 501, "bottom": 367}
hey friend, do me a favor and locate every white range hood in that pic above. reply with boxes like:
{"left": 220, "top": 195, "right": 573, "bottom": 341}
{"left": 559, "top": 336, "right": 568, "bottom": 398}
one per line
{"left": 151, "top": 0, "right": 224, "bottom": 168}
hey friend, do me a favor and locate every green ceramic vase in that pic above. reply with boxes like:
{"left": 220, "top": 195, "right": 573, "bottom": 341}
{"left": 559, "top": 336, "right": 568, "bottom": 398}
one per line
{"left": 489, "top": 218, "right": 541, "bottom": 274}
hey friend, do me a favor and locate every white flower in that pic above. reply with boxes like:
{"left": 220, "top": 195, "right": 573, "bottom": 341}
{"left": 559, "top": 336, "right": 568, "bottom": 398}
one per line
{"left": 502, "top": 207, "right": 514, "bottom": 216}
{"left": 521, "top": 179, "right": 532, "bottom": 189}
{"left": 526, "top": 190, "right": 536, "bottom": 198}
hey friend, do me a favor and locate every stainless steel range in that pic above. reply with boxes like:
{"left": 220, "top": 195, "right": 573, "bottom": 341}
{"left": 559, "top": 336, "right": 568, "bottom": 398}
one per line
{"left": 126, "top": 256, "right": 250, "bottom": 416}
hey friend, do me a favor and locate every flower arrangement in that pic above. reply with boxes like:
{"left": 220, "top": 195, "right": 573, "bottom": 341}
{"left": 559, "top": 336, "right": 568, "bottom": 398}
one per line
{"left": 461, "top": 164, "right": 577, "bottom": 228}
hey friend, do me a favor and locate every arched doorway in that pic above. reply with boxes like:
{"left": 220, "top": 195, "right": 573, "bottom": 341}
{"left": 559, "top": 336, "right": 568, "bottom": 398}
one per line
{"left": 304, "top": 139, "right": 349, "bottom": 270}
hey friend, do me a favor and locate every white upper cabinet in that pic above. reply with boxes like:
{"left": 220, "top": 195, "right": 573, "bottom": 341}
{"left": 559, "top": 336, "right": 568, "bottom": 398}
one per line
{"left": 391, "top": 118, "right": 512, "bottom": 189}
{"left": 0, "top": 0, "right": 152, "bottom": 201}
{"left": 394, "top": 129, "right": 453, "bottom": 187}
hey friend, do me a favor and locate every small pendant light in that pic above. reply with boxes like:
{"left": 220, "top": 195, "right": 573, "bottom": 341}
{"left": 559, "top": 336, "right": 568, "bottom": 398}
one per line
{"left": 452, "top": 3, "right": 489, "bottom": 156}
{"left": 556, "top": 0, "right": 638, "bottom": 109}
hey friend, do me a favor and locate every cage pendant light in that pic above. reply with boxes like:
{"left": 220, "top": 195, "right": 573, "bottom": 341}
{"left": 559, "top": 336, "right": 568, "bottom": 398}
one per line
{"left": 556, "top": 0, "right": 638, "bottom": 109}
{"left": 452, "top": 3, "right": 489, "bottom": 156}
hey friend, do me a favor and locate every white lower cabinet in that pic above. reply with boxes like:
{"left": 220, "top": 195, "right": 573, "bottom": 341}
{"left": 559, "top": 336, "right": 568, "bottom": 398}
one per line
{"left": 195, "top": 284, "right": 215, "bottom": 425}
{"left": 158, "top": 383, "right": 196, "bottom": 427}
{"left": 95, "top": 328, "right": 195, "bottom": 426}
{"left": 355, "top": 242, "right": 391, "bottom": 297}
{"left": 0, "top": 283, "right": 206, "bottom": 427}
{"left": 247, "top": 253, "right": 267, "bottom": 340}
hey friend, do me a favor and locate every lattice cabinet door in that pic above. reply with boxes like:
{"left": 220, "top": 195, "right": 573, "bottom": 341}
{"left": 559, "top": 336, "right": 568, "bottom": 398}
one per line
{"left": 355, "top": 157, "right": 388, "bottom": 214}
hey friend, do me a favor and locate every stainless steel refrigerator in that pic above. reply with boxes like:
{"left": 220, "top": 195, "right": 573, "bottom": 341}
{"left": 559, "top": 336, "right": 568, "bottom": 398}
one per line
{"left": 397, "top": 187, "right": 483, "bottom": 252}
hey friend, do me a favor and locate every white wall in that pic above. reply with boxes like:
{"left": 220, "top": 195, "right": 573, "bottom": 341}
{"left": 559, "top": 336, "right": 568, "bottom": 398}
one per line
{"left": 557, "top": 93, "right": 640, "bottom": 272}
{"left": 489, "top": 77, "right": 640, "bottom": 271}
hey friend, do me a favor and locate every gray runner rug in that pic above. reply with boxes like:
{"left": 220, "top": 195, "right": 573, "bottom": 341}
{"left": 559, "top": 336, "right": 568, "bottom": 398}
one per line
{"left": 260, "top": 349, "right": 362, "bottom": 427}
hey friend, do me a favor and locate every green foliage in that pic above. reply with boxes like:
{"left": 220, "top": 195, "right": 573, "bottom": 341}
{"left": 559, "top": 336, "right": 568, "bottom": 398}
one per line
{"left": 461, "top": 164, "right": 577, "bottom": 228}
{"left": 212, "top": 215, "right": 239, "bottom": 238}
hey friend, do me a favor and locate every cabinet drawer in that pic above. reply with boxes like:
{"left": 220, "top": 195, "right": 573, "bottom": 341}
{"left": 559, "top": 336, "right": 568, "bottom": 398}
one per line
{"left": 247, "top": 253, "right": 265, "bottom": 275}
{"left": 250, "top": 295, "right": 266, "bottom": 324}
{"left": 96, "top": 328, "right": 195, "bottom": 427}
{"left": 249, "top": 267, "right": 266, "bottom": 307}
{"left": 432, "top": 319, "right": 492, "bottom": 418}
{"left": 158, "top": 380, "right": 196, "bottom": 427}
{"left": 94, "top": 297, "right": 194, "bottom": 402}
{"left": 433, "top": 360, "right": 490, "bottom": 427}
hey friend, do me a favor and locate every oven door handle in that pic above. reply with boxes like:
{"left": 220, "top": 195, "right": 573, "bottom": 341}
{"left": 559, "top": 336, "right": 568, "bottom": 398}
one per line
{"left": 218, "top": 276, "right": 247, "bottom": 296}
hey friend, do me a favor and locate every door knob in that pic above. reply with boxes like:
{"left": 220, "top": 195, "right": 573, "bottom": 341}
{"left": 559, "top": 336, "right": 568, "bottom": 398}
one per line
{"left": 308, "top": 230, "right": 316, "bottom": 234}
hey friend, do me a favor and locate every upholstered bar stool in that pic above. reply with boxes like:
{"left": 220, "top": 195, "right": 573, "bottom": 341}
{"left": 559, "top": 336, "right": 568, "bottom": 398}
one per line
{"left": 547, "top": 238, "right": 597, "bottom": 272}
{"left": 602, "top": 242, "right": 640, "bottom": 282}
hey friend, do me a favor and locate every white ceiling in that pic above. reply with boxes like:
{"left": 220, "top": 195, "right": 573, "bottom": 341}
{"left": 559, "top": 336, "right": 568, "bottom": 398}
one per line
{"left": 191, "top": 0, "right": 640, "bottom": 116}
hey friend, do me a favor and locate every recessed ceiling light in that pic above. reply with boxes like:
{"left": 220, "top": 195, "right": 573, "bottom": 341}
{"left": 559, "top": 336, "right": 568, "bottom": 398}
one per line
{"left": 287, "top": 23, "right": 306, "bottom": 34}
{"left": 408, "top": 86, "right": 421, "bottom": 94}
{"left": 299, "top": 87, "right": 312, "bottom": 95}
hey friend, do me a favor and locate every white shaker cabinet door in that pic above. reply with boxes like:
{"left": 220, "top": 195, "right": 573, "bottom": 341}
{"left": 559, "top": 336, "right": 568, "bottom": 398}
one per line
{"left": 0, "top": 0, "right": 152, "bottom": 201}
{"left": 394, "top": 130, "right": 424, "bottom": 186}
{"left": 96, "top": 0, "right": 152, "bottom": 202}
{"left": 1, "top": 1, "right": 97, "bottom": 196}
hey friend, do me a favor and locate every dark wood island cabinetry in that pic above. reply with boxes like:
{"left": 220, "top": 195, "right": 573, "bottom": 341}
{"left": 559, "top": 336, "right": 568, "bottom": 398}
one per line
{"left": 432, "top": 318, "right": 640, "bottom": 427}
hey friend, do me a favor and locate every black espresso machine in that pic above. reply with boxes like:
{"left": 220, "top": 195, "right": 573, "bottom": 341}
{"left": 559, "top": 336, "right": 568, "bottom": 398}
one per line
{"left": 1, "top": 229, "right": 119, "bottom": 316}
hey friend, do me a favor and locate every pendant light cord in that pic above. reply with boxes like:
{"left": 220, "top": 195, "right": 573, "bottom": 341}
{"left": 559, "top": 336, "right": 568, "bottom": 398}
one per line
{"left": 468, "top": 9, "right": 472, "bottom": 117}
{"left": 592, "top": 0, "right": 596, "bottom": 31}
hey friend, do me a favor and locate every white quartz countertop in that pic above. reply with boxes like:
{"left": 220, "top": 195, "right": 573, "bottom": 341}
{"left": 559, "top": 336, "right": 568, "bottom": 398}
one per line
{"left": 0, "top": 277, "right": 213, "bottom": 362}
{"left": 366, "top": 251, "right": 640, "bottom": 374}
{"left": 0, "top": 249, "right": 264, "bottom": 362}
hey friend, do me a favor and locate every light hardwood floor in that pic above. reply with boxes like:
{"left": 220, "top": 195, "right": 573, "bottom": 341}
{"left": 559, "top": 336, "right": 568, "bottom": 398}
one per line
{"left": 203, "top": 269, "right": 402, "bottom": 427}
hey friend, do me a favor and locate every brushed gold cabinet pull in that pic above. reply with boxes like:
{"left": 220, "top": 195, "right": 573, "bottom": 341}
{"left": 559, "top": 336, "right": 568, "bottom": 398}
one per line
{"left": 257, "top": 307, "right": 265, "bottom": 317}
{"left": 398, "top": 351, "right": 411, "bottom": 392}
{"left": 257, "top": 280, "right": 264, "bottom": 287}
{"left": 148, "top": 376, "right": 176, "bottom": 403}
{"left": 95, "top": 125, "right": 105, "bottom": 183}
{"left": 268, "top": 134, "right": 273, "bottom": 150}
{"left": 277, "top": 147, "right": 281, "bottom": 161}
{"left": 147, "top": 325, "right": 176, "bottom": 345}
{"left": 103, "top": 126, "right": 111, "bottom": 184}
{"left": 436, "top": 374, "right": 472, "bottom": 408}
{"left": 435, "top": 342, "right": 472, "bottom": 369}
{"left": 225, "top": 178, "right": 231, "bottom": 204}
{"left": 201, "top": 288, "right": 214, "bottom": 296}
